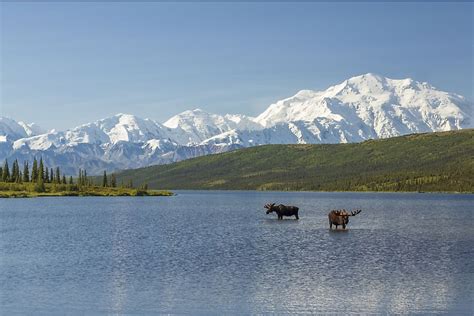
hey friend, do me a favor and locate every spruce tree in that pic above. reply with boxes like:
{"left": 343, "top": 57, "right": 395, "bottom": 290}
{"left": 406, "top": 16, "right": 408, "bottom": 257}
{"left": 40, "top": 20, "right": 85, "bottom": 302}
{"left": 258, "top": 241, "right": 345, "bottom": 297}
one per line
{"left": 69, "top": 176, "right": 73, "bottom": 185}
{"left": 55, "top": 167, "right": 61, "bottom": 184}
{"left": 62, "top": 175, "right": 67, "bottom": 184}
{"left": 10, "top": 160, "right": 16, "bottom": 182}
{"left": 102, "top": 171, "right": 108, "bottom": 187}
{"left": 11, "top": 159, "right": 18, "bottom": 182}
{"left": 44, "top": 167, "right": 49, "bottom": 183}
{"left": 15, "top": 160, "right": 20, "bottom": 182}
{"left": 78, "top": 169, "right": 82, "bottom": 186}
{"left": 2, "top": 159, "right": 10, "bottom": 182}
{"left": 0, "top": 167, "right": 3, "bottom": 181}
{"left": 38, "top": 158, "right": 45, "bottom": 182}
{"left": 111, "top": 173, "right": 117, "bottom": 188}
{"left": 44, "top": 163, "right": 48, "bottom": 182}
{"left": 35, "top": 177, "right": 45, "bottom": 193}
{"left": 23, "top": 161, "right": 30, "bottom": 182}
{"left": 31, "top": 158, "right": 38, "bottom": 182}
{"left": 16, "top": 160, "right": 21, "bottom": 181}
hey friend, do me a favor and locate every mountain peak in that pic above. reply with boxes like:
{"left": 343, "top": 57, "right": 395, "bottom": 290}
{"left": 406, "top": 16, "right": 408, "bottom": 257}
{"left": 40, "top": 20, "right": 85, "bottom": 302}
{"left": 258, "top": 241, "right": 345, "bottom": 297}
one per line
{"left": 346, "top": 73, "right": 423, "bottom": 89}
{"left": 18, "top": 121, "right": 45, "bottom": 137}
{"left": 114, "top": 112, "right": 136, "bottom": 118}
{"left": 360, "top": 72, "right": 381, "bottom": 78}
{"left": 0, "top": 116, "right": 45, "bottom": 141}
{"left": 112, "top": 113, "right": 143, "bottom": 123}
{"left": 256, "top": 73, "right": 471, "bottom": 132}
{"left": 346, "top": 73, "right": 387, "bottom": 86}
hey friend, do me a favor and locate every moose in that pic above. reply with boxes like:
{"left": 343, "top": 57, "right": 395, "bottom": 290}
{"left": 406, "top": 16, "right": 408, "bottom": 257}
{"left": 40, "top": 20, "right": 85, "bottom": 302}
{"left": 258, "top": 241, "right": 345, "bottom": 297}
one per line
{"left": 264, "top": 203, "right": 299, "bottom": 220}
{"left": 328, "top": 209, "right": 362, "bottom": 229}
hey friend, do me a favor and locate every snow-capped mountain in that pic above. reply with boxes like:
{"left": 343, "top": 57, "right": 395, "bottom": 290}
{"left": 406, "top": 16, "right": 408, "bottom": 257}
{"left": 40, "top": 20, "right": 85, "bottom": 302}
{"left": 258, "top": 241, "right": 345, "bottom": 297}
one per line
{"left": 163, "top": 108, "right": 262, "bottom": 145}
{"left": 0, "top": 117, "right": 46, "bottom": 142}
{"left": 202, "top": 73, "right": 471, "bottom": 147}
{"left": 12, "top": 114, "right": 170, "bottom": 150}
{"left": 253, "top": 73, "right": 470, "bottom": 141}
{"left": 1, "top": 73, "right": 471, "bottom": 174}
{"left": 201, "top": 121, "right": 345, "bottom": 146}
{"left": 0, "top": 112, "right": 254, "bottom": 174}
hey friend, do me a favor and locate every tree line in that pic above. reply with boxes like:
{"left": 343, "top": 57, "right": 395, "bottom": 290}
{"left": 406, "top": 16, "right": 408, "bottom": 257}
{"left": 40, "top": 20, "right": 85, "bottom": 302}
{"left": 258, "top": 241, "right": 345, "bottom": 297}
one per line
{"left": 0, "top": 158, "right": 136, "bottom": 191}
{"left": 1, "top": 157, "right": 71, "bottom": 184}
{"left": 100, "top": 170, "right": 137, "bottom": 189}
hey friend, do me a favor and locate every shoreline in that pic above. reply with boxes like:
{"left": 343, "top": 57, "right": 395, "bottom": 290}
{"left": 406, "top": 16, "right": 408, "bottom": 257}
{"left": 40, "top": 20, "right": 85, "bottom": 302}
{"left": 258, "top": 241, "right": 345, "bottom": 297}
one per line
{"left": 0, "top": 190, "right": 174, "bottom": 198}
{"left": 2, "top": 188, "right": 471, "bottom": 198}
{"left": 160, "top": 188, "right": 474, "bottom": 194}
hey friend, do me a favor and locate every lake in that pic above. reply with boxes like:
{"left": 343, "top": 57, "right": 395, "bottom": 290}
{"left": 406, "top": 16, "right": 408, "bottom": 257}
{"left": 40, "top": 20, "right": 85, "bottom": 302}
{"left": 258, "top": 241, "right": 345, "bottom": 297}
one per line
{"left": 1, "top": 191, "right": 473, "bottom": 314}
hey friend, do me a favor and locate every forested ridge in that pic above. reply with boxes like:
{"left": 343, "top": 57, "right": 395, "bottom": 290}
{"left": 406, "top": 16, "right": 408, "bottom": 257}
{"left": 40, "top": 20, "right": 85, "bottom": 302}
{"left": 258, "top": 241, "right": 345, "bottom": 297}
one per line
{"left": 116, "top": 129, "right": 473, "bottom": 192}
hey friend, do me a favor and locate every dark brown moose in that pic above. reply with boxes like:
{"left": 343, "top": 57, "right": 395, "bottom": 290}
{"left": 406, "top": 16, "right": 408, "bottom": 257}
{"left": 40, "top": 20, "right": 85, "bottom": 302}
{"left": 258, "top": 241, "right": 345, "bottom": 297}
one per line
{"left": 328, "top": 209, "right": 362, "bottom": 229}
{"left": 264, "top": 203, "right": 299, "bottom": 220}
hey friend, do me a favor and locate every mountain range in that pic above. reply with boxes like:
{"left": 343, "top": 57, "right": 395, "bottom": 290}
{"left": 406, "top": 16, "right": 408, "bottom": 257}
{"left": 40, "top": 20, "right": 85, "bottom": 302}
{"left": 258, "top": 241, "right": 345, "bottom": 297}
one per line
{"left": 1, "top": 73, "right": 471, "bottom": 175}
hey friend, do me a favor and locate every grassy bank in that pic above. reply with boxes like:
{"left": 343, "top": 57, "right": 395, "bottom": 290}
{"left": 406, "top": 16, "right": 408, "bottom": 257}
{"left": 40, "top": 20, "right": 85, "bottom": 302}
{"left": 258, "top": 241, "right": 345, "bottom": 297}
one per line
{"left": 0, "top": 182, "right": 173, "bottom": 198}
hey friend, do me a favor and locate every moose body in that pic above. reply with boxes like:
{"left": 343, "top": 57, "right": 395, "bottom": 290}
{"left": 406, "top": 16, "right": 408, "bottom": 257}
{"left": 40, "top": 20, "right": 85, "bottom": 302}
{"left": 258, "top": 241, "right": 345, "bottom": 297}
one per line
{"left": 328, "top": 209, "right": 361, "bottom": 229}
{"left": 265, "top": 203, "right": 299, "bottom": 220}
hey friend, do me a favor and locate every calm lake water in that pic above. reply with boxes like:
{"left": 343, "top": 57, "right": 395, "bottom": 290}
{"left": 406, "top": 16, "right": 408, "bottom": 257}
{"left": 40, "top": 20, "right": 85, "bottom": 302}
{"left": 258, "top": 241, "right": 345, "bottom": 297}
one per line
{"left": 1, "top": 191, "right": 473, "bottom": 314}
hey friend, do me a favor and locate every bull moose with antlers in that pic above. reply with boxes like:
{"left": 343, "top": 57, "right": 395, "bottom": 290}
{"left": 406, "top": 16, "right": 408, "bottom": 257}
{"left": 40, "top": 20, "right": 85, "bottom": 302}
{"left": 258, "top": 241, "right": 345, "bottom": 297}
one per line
{"left": 328, "top": 209, "right": 362, "bottom": 229}
{"left": 264, "top": 203, "right": 299, "bottom": 220}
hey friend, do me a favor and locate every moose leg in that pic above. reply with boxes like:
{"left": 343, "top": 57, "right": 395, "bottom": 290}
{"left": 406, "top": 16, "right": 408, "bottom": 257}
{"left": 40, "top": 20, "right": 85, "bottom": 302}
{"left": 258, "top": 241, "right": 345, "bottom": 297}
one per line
{"left": 342, "top": 224, "right": 346, "bottom": 230}
{"left": 329, "top": 220, "right": 332, "bottom": 229}
{"left": 295, "top": 213, "right": 299, "bottom": 220}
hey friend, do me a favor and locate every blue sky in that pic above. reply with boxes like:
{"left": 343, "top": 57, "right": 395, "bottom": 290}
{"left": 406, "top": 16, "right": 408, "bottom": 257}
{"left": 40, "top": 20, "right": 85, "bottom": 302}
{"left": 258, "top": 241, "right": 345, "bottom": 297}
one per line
{"left": 1, "top": 2, "right": 472, "bottom": 130}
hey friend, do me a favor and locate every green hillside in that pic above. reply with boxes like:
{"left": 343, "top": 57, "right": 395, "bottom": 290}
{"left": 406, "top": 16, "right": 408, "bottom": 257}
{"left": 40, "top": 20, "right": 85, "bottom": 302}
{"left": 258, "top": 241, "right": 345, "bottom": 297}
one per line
{"left": 116, "top": 129, "right": 474, "bottom": 192}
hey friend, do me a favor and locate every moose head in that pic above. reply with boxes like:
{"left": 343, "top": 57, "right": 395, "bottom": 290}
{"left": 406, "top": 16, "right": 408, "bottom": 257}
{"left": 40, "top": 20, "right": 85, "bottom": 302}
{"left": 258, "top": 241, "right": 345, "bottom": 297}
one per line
{"left": 264, "top": 203, "right": 276, "bottom": 214}
{"left": 336, "top": 209, "right": 362, "bottom": 217}
{"left": 328, "top": 209, "right": 362, "bottom": 229}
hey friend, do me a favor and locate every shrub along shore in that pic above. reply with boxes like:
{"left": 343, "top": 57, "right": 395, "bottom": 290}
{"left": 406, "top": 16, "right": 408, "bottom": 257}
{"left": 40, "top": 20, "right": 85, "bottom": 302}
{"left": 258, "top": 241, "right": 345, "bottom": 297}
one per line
{"left": 0, "top": 182, "right": 173, "bottom": 198}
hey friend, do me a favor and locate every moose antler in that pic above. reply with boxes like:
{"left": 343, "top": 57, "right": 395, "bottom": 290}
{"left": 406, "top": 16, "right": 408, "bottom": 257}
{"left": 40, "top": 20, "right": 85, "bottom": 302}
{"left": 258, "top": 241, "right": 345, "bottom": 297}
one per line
{"left": 332, "top": 209, "right": 361, "bottom": 216}
{"left": 351, "top": 209, "right": 362, "bottom": 216}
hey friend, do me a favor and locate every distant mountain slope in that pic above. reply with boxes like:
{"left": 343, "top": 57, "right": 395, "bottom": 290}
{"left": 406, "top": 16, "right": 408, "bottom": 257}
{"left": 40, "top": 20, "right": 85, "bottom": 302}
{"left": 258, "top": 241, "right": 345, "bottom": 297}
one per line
{"left": 0, "top": 117, "right": 45, "bottom": 142}
{"left": 164, "top": 108, "right": 261, "bottom": 144}
{"left": 1, "top": 73, "right": 471, "bottom": 175}
{"left": 115, "top": 129, "right": 474, "bottom": 192}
